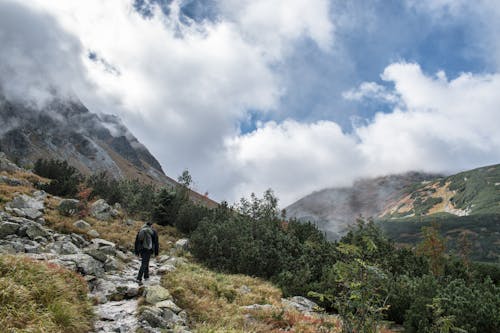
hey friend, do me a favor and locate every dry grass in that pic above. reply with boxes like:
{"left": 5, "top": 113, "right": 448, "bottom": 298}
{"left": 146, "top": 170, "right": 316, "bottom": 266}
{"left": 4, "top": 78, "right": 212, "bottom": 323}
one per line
{"left": 43, "top": 195, "right": 180, "bottom": 252}
{"left": 161, "top": 262, "right": 342, "bottom": 333}
{"left": 0, "top": 255, "right": 94, "bottom": 332}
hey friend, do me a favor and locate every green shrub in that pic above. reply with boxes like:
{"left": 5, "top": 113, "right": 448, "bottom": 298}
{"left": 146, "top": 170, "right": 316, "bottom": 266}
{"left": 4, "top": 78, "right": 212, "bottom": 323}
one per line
{"left": 33, "top": 158, "right": 82, "bottom": 197}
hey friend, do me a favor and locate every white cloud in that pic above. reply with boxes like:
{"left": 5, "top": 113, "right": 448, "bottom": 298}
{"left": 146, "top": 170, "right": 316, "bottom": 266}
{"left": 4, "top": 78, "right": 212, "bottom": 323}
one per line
{"left": 0, "top": 0, "right": 335, "bottom": 202}
{"left": 221, "top": 63, "right": 500, "bottom": 205}
{"left": 342, "top": 82, "right": 400, "bottom": 104}
{"left": 217, "top": 0, "right": 334, "bottom": 59}
{"left": 2, "top": 1, "right": 500, "bottom": 208}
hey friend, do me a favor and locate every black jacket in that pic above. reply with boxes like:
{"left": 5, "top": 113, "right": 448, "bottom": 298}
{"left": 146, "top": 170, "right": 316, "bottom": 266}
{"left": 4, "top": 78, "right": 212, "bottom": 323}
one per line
{"left": 134, "top": 225, "right": 159, "bottom": 256}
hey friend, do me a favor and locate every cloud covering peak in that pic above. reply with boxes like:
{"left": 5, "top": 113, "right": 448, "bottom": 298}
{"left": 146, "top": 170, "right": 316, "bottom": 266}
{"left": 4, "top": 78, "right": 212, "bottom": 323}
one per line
{"left": 1, "top": 0, "right": 499, "bottom": 206}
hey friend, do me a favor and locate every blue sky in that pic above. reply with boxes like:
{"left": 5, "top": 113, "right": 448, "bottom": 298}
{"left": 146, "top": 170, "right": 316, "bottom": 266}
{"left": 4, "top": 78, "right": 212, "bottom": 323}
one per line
{"left": 1, "top": 0, "right": 500, "bottom": 205}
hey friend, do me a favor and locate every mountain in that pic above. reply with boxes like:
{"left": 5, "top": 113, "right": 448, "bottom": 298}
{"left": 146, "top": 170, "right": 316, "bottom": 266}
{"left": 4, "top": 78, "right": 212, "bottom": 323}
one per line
{"left": 0, "top": 95, "right": 217, "bottom": 207}
{"left": 285, "top": 172, "right": 439, "bottom": 239}
{"left": 287, "top": 164, "right": 500, "bottom": 261}
{"left": 380, "top": 164, "right": 500, "bottom": 219}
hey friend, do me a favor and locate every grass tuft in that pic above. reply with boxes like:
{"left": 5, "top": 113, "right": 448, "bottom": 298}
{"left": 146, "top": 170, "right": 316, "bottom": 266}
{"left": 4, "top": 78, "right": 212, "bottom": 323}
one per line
{"left": 0, "top": 255, "right": 94, "bottom": 332}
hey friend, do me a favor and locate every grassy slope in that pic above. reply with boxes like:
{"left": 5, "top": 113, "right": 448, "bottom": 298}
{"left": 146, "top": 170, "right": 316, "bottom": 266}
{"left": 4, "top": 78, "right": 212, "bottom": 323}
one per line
{"left": 0, "top": 255, "right": 94, "bottom": 332}
{"left": 161, "top": 261, "right": 341, "bottom": 333}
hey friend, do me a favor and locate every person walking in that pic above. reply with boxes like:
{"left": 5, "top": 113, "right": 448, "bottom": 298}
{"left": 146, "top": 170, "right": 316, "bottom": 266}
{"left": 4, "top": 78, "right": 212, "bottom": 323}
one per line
{"left": 134, "top": 220, "right": 159, "bottom": 284}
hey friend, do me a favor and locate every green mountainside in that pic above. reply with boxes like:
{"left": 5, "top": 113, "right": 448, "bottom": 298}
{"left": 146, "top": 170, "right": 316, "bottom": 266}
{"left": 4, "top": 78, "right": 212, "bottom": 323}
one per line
{"left": 381, "top": 164, "right": 500, "bottom": 218}
{"left": 379, "top": 164, "right": 500, "bottom": 262}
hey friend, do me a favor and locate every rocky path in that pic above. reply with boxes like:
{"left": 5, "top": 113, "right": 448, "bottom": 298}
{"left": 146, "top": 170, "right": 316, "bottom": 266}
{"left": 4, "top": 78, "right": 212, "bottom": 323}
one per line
{"left": 0, "top": 189, "right": 192, "bottom": 333}
{"left": 91, "top": 258, "right": 161, "bottom": 333}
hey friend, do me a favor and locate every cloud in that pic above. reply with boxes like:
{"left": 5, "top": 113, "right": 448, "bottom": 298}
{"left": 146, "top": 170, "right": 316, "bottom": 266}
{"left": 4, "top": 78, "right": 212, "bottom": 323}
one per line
{"left": 221, "top": 62, "right": 500, "bottom": 205}
{"left": 1, "top": 0, "right": 335, "bottom": 200}
{"left": 217, "top": 0, "right": 334, "bottom": 59}
{"left": 0, "top": 1, "right": 90, "bottom": 108}
{"left": 2, "top": 1, "right": 500, "bottom": 208}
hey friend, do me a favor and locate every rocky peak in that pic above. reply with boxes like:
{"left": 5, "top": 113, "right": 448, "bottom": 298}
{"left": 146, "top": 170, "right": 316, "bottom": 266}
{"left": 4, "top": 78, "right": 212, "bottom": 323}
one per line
{"left": 0, "top": 95, "right": 175, "bottom": 187}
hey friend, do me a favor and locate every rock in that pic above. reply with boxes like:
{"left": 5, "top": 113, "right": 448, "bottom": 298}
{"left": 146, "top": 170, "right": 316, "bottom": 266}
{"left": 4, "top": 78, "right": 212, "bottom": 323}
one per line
{"left": 155, "top": 300, "right": 182, "bottom": 314}
{"left": 90, "top": 199, "right": 113, "bottom": 220}
{"left": 156, "top": 255, "right": 170, "bottom": 264}
{"left": 0, "top": 221, "right": 20, "bottom": 238}
{"left": 21, "top": 208, "right": 43, "bottom": 220}
{"left": 73, "top": 219, "right": 91, "bottom": 230}
{"left": 0, "top": 175, "right": 29, "bottom": 186}
{"left": 32, "top": 190, "right": 47, "bottom": 199}
{"left": 158, "top": 264, "right": 176, "bottom": 274}
{"left": 87, "top": 229, "right": 100, "bottom": 238}
{"left": 58, "top": 199, "right": 80, "bottom": 216}
{"left": 115, "top": 250, "right": 129, "bottom": 262}
{"left": 22, "top": 222, "right": 51, "bottom": 240}
{"left": 239, "top": 285, "right": 251, "bottom": 294}
{"left": 281, "top": 296, "right": 320, "bottom": 313}
{"left": 53, "top": 240, "right": 81, "bottom": 255}
{"left": 8, "top": 194, "right": 44, "bottom": 211}
{"left": 110, "top": 209, "right": 120, "bottom": 218}
{"left": 70, "top": 233, "right": 89, "bottom": 247}
{"left": 241, "top": 304, "right": 274, "bottom": 311}
{"left": 139, "top": 307, "right": 170, "bottom": 328}
{"left": 175, "top": 239, "right": 189, "bottom": 251}
{"left": 162, "top": 308, "right": 185, "bottom": 326}
{"left": 0, "top": 153, "right": 22, "bottom": 172}
{"left": 24, "top": 243, "right": 40, "bottom": 253}
{"left": 58, "top": 253, "right": 105, "bottom": 277}
{"left": 91, "top": 238, "right": 116, "bottom": 248}
{"left": 123, "top": 218, "right": 135, "bottom": 226}
{"left": 85, "top": 249, "right": 108, "bottom": 262}
{"left": 104, "top": 257, "right": 122, "bottom": 271}
{"left": 165, "top": 257, "right": 187, "bottom": 268}
{"left": 145, "top": 285, "right": 171, "bottom": 304}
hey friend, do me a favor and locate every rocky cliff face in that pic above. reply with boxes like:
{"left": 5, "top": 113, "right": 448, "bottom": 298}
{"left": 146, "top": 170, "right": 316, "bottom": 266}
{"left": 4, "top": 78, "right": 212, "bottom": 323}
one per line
{"left": 0, "top": 95, "right": 176, "bottom": 187}
{"left": 285, "top": 172, "right": 440, "bottom": 239}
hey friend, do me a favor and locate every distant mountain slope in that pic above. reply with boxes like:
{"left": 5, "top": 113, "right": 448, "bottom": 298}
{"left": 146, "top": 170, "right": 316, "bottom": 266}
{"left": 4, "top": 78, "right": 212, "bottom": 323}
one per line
{"left": 285, "top": 172, "right": 439, "bottom": 239}
{"left": 0, "top": 96, "right": 217, "bottom": 208}
{"left": 287, "top": 164, "right": 500, "bottom": 261}
{"left": 381, "top": 164, "right": 500, "bottom": 219}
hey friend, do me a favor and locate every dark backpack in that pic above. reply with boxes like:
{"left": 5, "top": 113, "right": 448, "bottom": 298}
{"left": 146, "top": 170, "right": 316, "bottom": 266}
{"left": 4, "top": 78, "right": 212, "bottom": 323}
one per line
{"left": 138, "top": 226, "right": 153, "bottom": 250}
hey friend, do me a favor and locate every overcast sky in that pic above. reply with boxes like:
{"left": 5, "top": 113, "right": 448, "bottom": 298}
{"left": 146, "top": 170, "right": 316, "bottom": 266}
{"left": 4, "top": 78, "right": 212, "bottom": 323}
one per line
{"left": 1, "top": 0, "right": 500, "bottom": 206}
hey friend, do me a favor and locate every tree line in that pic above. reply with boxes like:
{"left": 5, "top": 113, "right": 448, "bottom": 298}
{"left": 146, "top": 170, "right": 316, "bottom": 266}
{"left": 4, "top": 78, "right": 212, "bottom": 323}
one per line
{"left": 33, "top": 158, "right": 500, "bottom": 332}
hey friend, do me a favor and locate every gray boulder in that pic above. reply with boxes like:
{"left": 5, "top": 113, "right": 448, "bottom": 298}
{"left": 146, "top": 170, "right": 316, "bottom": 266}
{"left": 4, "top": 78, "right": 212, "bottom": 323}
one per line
{"left": 0, "top": 175, "right": 29, "bottom": 187}
{"left": 139, "top": 307, "right": 170, "bottom": 329}
{"left": 0, "top": 152, "right": 22, "bottom": 172}
{"left": 52, "top": 240, "right": 81, "bottom": 255}
{"left": 87, "top": 229, "right": 100, "bottom": 238}
{"left": 73, "top": 219, "right": 91, "bottom": 230}
{"left": 58, "top": 253, "right": 105, "bottom": 276}
{"left": 0, "top": 221, "right": 20, "bottom": 238}
{"left": 21, "top": 222, "right": 51, "bottom": 240}
{"left": 58, "top": 199, "right": 80, "bottom": 217}
{"left": 85, "top": 248, "right": 108, "bottom": 262}
{"left": 145, "top": 285, "right": 172, "bottom": 304}
{"left": 70, "top": 233, "right": 89, "bottom": 247}
{"left": 104, "top": 257, "right": 122, "bottom": 271}
{"left": 155, "top": 300, "right": 182, "bottom": 314}
{"left": 8, "top": 194, "right": 44, "bottom": 211}
{"left": 281, "top": 296, "right": 320, "bottom": 313}
{"left": 90, "top": 199, "right": 112, "bottom": 220}
{"left": 175, "top": 239, "right": 190, "bottom": 251}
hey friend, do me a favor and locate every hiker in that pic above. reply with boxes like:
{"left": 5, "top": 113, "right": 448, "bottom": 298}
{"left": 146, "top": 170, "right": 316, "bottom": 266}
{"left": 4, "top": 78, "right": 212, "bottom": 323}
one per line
{"left": 134, "top": 220, "right": 159, "bottom": 284}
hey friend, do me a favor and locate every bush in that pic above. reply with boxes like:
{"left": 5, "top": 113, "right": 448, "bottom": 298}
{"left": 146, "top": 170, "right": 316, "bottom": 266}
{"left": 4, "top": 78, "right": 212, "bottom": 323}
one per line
{"left": 33, "top": 159, "right": 82, "bottom": 197}
{"left": 174, "top": 201, "right": 209, "bottom": 234}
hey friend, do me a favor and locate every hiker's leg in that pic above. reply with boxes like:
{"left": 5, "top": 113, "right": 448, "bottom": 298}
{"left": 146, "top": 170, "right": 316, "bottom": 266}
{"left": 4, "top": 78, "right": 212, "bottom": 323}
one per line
{"left": 137, "top": 250, "right": 149, "bottom": 280}
{"left": 144, "top": 250, "right": 151, "bottom": 279}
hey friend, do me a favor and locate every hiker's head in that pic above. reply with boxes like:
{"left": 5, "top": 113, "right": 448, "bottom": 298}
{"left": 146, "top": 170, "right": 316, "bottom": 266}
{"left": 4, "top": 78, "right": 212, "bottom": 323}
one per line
{"left": 146, "top": 220, "right": 153, "bottom": 226}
